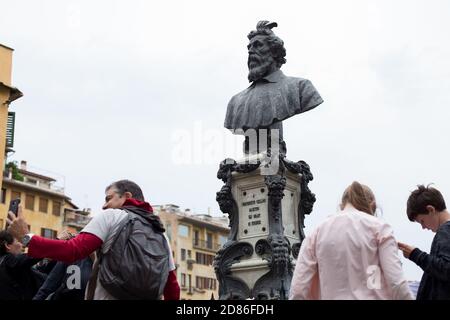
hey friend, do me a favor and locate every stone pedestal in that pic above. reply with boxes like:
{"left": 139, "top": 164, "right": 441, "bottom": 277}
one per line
{"left": 213, "top": 155, "right": 315, "bottom": 300}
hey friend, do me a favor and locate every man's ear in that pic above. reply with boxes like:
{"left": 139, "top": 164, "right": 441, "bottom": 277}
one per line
{"left": 426, "top": 205, "right": 436, "bottom": 215}
{"left": 123, "top": 192, "right": 133, "bottom": 199}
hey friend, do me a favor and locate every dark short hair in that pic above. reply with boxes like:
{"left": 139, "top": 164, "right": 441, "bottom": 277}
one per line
{"left": 406, "top": 184, "right": 447, "bottom": 221}
{"left": 106, "top": 180, "right": 145, "bottom": 201}
{"left": 0, "top": 230, "right": 14, "bottom": 256}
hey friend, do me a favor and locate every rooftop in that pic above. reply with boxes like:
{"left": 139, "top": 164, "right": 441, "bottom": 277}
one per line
{"left": 155, "top": 204, "right": 230, "bottom": 231}
{"left": 0, "top": 43, "right": 14, "bottom": 51}
{"left": 4, "top": 160, "right": 65, "bottom": 195}
{"left": 18, "top": 168, "right": 56, "bottom": 182}
{"left": 0, "top": 81, "right": 23, "bottom": 103}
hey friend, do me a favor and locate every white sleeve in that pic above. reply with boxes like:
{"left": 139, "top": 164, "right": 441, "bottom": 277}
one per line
{"left": 81, "top": 211, "right": 112, "bottom": 242}
{"left": 289, "top": 230, "right": 319, "bottom": 300}
{"left": 377, "top": 223, "right": 414, "bottom": 300}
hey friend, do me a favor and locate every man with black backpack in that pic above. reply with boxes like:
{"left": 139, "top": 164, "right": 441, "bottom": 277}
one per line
{"left": 6, "top": 180, "right": 180, "bottom": 300}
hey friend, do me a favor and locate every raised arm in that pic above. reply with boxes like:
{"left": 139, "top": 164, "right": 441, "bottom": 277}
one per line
{"left": 27, "top": 233, "right": 102, "bottom": 264}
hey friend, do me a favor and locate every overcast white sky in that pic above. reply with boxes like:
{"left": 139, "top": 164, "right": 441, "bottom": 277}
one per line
{"left": 2, "top": 0, "right": 450, "bottom": 281}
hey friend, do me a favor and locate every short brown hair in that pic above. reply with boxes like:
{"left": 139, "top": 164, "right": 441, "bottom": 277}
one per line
{"left": 406, "top": 184, "right": 446, "bottom": 221}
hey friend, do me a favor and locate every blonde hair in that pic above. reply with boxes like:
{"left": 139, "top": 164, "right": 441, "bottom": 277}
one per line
{"left": 340, "top": 181, "right": 376, "bottom": 215}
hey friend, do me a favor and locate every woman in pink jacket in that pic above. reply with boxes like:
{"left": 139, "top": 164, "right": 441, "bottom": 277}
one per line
{"left": 289, "top": 181, "right": 413, "bottom": 300}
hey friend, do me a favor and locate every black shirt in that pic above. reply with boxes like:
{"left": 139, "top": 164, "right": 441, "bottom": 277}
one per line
{"left": 410, "top": 221, "right": 450, "bottom": 300}
{"left": 0, "top": 253, "right": 43, "bottom": 300}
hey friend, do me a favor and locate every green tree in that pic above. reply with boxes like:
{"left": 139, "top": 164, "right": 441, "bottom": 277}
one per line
{"left": 5, "top": 161, "right": 24, "bottom": 181}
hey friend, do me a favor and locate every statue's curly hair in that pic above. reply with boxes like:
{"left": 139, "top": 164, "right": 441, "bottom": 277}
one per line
{"left": 248, "top": 21, "right": 286, "bottom": 68}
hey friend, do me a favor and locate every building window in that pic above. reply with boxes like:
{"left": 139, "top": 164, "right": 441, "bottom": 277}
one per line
{"left": 1, "top": 188, "right": 6, "bottom": 204}
{"left": 41, "top": 228, "right": 57, "bottom": 239}
{"left": 219, "top": 235, "right": 227, "bottom": 247}
{"left": 195, "top": 252, "right": 215, "bottom": 266}
{"left": 52, "top": 201, "right": 61, "bottom": 216}
{"left": 11, "top": 190, "right": 21, "bottom": 201}
{"left": 194, "top": 230, "right": 199, "bottom": 246}
{"left": 178, "top": 224, "right": 189, "bottom": 237}
{"left": 180, "top": 273, "right": 186, "bottom": 287}
{"left": 181, "top": 248, "right": 186, "bottom": 261}
{"left": 206, "top": 232, "right": 213, "bottom": 249}
{"left": 196, "top": 277, "right": 217, "bottom": 290}
{"left": 25, "top": 194, "right": 35, "bottom": 210}
{"left": 196, "top": 276, "right": 200, "bottom": 289}
{"left": 39, "top": 198, "right": 48, "bottom": 213}
{"left": 187, "top": 250, "right": 192, "bottom": 259}
{"left": 26, "top": 178, "right": 37, "bottom": 185}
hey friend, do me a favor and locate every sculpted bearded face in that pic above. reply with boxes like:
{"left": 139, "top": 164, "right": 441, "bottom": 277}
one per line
{"left": 247, "top": 35, "right": 277, "bottom": 82}
{"left": 269, "top": 235, "right": 290, "bottom": 265}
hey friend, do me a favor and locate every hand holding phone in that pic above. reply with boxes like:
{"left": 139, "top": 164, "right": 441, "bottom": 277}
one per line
{"left": 6, "top": 198, "right": 29, "bottom": 240}
{"left": 9, "top": 198, "right": 21, "bottom": 216}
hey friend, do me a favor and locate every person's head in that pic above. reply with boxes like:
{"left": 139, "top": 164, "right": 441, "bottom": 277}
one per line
{"left": 247, "top": 21, "right": 286, "bottom": 82}
{"left": 0, "top": 230, "right": 23, "bottom": 256}
{"left": 340, "top": 181, "right": 377, "bottom": 215}
{"left": 406, "top": 184, "right": 447, "bottom": 232}
{"left": 103, "top": 179, "right": 145, "bottom": 210}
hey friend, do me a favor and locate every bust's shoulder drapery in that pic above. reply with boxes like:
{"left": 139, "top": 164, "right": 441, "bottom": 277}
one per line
{"left": 224, "top": 70, "right": 323, "bottom": 130}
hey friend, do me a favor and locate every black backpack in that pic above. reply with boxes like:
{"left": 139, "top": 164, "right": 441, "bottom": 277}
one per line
{"left": 98, "top": 206, "right": 170, "bottom": 300}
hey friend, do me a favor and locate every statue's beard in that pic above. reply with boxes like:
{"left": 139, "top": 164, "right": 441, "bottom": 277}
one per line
{"left": 248, "top": 54, "right": 275, "bottom": 82}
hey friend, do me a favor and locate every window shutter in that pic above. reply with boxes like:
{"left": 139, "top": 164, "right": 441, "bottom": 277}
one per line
{"left": 6, "top": 112, "right": 15, "bottom": 148}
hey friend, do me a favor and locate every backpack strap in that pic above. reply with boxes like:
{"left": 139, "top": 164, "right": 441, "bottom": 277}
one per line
{"left": 121, "top": 206, "right": 165, "bottom": 233}
{"left": 102, "top": 211, "right": 135, "bottom": 256}
{"left": 86, "top": 210, "right": 134, "bottom": 300}
{"left": 85, "top": 250, "right": 101, "bottom": 300}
